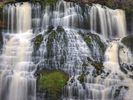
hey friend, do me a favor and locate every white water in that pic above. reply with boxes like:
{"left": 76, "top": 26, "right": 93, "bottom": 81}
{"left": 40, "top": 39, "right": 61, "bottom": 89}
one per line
{"left": 0, "top": 2, "right": 36, "bottom": 100}
{"left": 63, "top": 40, "right": 133, "bottom": 100}
{"left": 32, "top": 0, "right": 132, "bottom": 100}
{"left": 5, "top": 2, "right": 31, "bottom": 33}
{"left": 104, "top": 41, "right": 133, "bottom": 100}
{"left": 90, "top": 4, "right": 127, "bottom": 38}
{"left": 104, "top": 41, "right": 120, "bottom": 73}
{"left": 32, "top": 0, "right": 127, "bottom": 38}
{"left": 0, "top": 0, "right": 133, "bottom": 100}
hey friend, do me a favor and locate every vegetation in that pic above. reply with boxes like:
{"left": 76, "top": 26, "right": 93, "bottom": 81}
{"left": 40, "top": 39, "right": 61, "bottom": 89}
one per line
{"left": 2, "top": 0, "right": 16, "bottom": 4}
{"left": 32, "top": 34, "right": 43, "bottom": 50}
{"left": 84, "top": 36, "right": 91, "bottom": 44}
{"left": 32, "top": 0, "right": 58, "bottom": 6}
{"left": 78, "top": 73, "right": 85, "bottom": 83}
{"left": 91, "top": 61, "right": 103, "bottom": 72}
{"left": 80, "top": 32, "right": 106, "bottom": 62}
{"left": 47, "top": 30, "right": 57, "bottom": 51}
{"left": 37, "top": 70, "right": 69, "bottom": 100}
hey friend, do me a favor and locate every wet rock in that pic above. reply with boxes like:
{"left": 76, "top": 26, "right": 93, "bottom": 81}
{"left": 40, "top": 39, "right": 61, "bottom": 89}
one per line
{"left": 78, "top": 73, "right": 85, "bottom": 83}
{"left": 120, "top": 63, "right": 133, "bottom": 79}
{"left": 47, "top": 25, "right": 54, "bottom": 33}
{"left": 56, "top": 26, "right": 64, "bottom": 32}
{"left": 114, "top": 85, "right": 129, "bottom": 100}
{"left": 32, "top": 34, "right": 43, "bottom": 50}
{"left": 80, "top": 32, "right": 106, "bottom": 62}
{"left": 121, "top": 35, "right": 133, "bottom": 52}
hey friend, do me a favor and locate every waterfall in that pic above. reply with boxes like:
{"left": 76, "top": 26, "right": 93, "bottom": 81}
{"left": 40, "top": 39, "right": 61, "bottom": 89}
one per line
{"left": 32, "top": 0, "right": 127, "bottom": 38}
{"left": 90, "top": 4, "right": 127, "bottom": 38}
{"left": 4, "top": 2, "right": 31, "bottom": 33}
{"left": 0, "top": 2, "right": 36, "bottom": 100}
{"left": 0, "top": 0, "right": 133, "bottom": 100}
{"left": 62, "top": 40, "right": 133, "bottom": 100}
{"left": 104, "top": 41, "right": 120, "bottom": 73}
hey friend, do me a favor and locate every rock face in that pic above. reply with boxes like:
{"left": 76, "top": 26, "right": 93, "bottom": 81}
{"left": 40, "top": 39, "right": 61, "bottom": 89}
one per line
{"left": 119, "top": 35, "right": 133, "bottom": 78}
{"left": 121, "top": 35, "right": 133, "bottom": 52}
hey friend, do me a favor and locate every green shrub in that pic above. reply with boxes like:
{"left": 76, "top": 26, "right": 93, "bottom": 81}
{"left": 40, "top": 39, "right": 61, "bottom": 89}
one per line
{"left": 37, "top": 70, "right": 69, "bottom": 100}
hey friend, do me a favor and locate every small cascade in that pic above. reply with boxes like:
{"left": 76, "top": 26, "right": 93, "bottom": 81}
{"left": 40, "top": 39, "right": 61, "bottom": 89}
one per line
{"left": 31, "top": 0, "right": 128, "bottom": 38}
{"left": 34, "top": 28, "right": 91, "bottom": 75}
{"left": 90, "top": 4, "right": 127, "bottom": 38}
{"left": 40, "top": 0, "right": 87, "bottom": 29}
{"left": 104, "top": 41, "right": 120, "bottom": 73}
{"left": 3, "top": 2, "right": 31, "bottom": 33}
{"left": 62, "top": 40, "right": 133, "bottom": 100}
{"left": 0, "top": 2, "right": 36, "bottom": 100}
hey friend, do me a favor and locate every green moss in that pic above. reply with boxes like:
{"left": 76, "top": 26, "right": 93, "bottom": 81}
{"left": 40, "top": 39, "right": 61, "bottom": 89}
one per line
{"left": 32, "top": 0, "right": 58, "bottom": 6}
{"left": 47, "top": 30, "right": 57, "bottom": 51}
{"left": 79, "top": 31, "right": 92, "bottom": 45}
{"left": 0, "top": 3, "right": 3, "bottom": 9}
{"left": 33, "top": 34, "right": 43, "bottom": 50}
{"left": 78, "top": 73, "right": 85, "bottom": 83}
{"left": 4, "top": 0, "right": 16, "bottom": 4}
{"left": 91, "top": 61, "right": 103, "bottom": 76}
{"left": 37, "top": 70, "right": 69, "bottom": 100}
{"left": 84, "top": 36, "right": 91, "bottom": 44}
{"left": 91, "top": 61, "right": 103, "bottom": 71}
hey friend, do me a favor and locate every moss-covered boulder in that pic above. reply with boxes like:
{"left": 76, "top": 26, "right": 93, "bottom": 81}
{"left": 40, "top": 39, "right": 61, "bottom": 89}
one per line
{"left": 37, "top": 70, "right": 69, "bottom": 100}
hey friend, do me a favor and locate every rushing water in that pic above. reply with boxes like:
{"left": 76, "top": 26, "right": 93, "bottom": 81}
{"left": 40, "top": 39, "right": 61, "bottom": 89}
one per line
{"left": 0, "top": 0, "right": 133, "bottom": 100}
{"left": 0, "top": 2, "right": 36, "bottom": 100}
{"left": 32, "top": 0, "right": 127, "bottom": 38}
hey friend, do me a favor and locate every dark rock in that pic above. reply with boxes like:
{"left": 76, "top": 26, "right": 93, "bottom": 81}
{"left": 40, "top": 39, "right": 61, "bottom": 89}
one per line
{"left": 32, "top": 34, "right": 43, "bottom": 51}
{"left": 56, "top": 26, "right": 64, "bottom": 32}
{"left": 121, "top": 35, "right": 133, "bottom": 52}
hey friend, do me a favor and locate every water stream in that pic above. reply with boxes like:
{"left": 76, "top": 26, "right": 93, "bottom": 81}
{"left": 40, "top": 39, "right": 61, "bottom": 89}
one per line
{"left": 0, "top": 2, "right": 36, "bottom": 100}
{"left": 0, "top": 0, "right": 132, "bottom": 100}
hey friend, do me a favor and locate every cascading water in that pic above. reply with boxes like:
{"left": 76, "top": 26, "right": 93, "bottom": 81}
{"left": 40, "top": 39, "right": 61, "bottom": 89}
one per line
{"left": 0, "top": 2, "right": 36, "bottom": 100}
{"left": 32, "top": 0, "right": 127, "bottom": 38}
{"left": 90, "top": 4, "right": 127, "bottom": 38}
{"left": 0, "top": 0, "right": 133, "bottom": 100}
